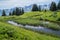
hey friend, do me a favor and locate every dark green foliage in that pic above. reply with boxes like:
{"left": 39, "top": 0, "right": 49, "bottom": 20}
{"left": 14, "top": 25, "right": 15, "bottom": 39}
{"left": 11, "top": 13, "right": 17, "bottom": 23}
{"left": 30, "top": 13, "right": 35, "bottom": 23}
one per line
{"left": 57, "top": 1, "right": 60, "bottom": 10}
{"left": 39, "top": 5, "right": 41, "bottom": 11}
{"left": 19, "top": 9, "right": 22, "bottom": 15}
{"left": 12, "top": 10, "right": 16, "bottom": 15}
{"left": 12, "top": 7, "right": 24, "bottom": 16}
{"left": 57, "top": 18, "right": 60, "bottom": 21}
{"left": 15, "top": 7, "right": 20, "bottom": 16}
{"left": 21, "top": 8, "right": 24, "bottom": 15}
{"left": 40, "top": 17, "right": 43, "bottom": 20}
{"left": 44, "top": 9, "right": 47, "bottom": 12}
{"left": 32, "top": 4, "right": 39, "bottom": 11}
{"left": 2, "top": 10, "right": 6, "bottom": 16}
{"left": 50, "top": 2, "right": 57, "bottom": 11}
{"left": 9, "top": 12, "right": 12, "bottom": 16}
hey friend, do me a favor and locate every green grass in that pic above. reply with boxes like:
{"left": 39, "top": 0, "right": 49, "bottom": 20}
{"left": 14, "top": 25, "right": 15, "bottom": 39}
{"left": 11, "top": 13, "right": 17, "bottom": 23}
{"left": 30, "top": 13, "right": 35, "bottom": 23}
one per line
{"left": 0, "top": 21, "right": 60, "bottom": 40}
{"left": 11, "top": 18, "right": 60, "bottom": 30}
{"left": 20, "top": 11, "right": 60, "bottom": 21}
{"left": 0, "top": 11, "right": 60, "bottom": 30}
{"left": 0, "top": 11, "right": 60, "bottom": 40}
{"left": 6, "top": 11, "right": 60, "bottom": 30}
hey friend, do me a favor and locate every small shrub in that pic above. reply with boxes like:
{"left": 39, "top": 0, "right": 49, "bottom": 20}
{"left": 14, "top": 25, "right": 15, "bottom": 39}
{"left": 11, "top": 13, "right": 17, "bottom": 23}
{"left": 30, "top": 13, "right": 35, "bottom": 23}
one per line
{"left": 57, "top": 18, "right": 60, "bottom": 21}
{"left": 40, "top": 18, "right": 43, "bottom": 20}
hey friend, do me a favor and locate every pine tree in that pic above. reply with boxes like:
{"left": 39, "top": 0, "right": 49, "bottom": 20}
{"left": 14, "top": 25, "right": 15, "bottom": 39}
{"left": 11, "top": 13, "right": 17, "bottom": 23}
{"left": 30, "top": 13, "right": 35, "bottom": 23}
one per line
{"left": 39, "top": 5, "right": 41, "bottom": 11}
{"left": 21, "top": 8, "right": 24, "bottom": 15}
{"left": 2, "top": 10, "right": 6, "bottom": 16}
{"left": 16, "top": 7, "right": 19, "bottom": 15}
{"left": 15, "top": 7, "right": 21, "bottom": 16}
{"left": 50, "top": 2, "right": 57, "bottom": 11}
{"left": 19, "top": 8, "right": 22, "bottom": 15}
{"left": 12, "top": 10, "right": 16, "bottom": 15}
{"left": 12, "top": 7, "right": 24, "bottom": 16}
{"left": 32, "top": 4, "right": 39, "bottom": 11}
{"left": 57, "top": 1, "right": 60, "bottom": 10}
{"left": 9, "top": 12, "right": 12, "bottom": 16}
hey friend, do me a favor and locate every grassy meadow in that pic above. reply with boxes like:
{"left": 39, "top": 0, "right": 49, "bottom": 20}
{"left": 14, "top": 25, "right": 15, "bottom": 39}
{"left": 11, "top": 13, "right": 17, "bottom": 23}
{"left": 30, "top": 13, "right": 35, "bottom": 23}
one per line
{"left": 9, "top": 11, "right": 60, "bottom": 30}
{"left": 0, "top": 11, "right": 60, "bottom": 40}
{"left": 0, "top": 21, "right": 60, "bottom": 40}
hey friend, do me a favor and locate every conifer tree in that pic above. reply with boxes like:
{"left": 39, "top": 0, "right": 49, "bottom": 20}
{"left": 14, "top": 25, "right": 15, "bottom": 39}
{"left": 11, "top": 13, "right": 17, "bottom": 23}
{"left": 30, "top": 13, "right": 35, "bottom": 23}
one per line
{"left": 2, "top": 10, "right": 6, "bottom": 16}
{"left": 50, "top": 2, "right": 57, "bottom": 11}
{"left": 32, "top": 4, "right": 39, "bottom": 11}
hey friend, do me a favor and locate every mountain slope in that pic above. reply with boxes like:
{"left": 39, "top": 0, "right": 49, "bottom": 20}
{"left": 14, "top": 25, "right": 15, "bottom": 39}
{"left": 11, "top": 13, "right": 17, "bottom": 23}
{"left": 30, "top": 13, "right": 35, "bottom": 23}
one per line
{"left": 0, "top": 22, "right": 60, "bottom": 40}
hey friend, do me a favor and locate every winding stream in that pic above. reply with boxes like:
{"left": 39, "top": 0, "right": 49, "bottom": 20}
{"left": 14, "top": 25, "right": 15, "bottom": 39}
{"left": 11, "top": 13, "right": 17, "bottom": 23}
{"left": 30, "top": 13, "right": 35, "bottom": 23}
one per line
{"left": 8, "top": 21, "right": 60, "bottom": 36}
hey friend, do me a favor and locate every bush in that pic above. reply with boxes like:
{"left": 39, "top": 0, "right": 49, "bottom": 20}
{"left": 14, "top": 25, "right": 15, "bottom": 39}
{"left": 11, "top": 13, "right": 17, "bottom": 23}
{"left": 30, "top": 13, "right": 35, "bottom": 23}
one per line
{"left": 50, "top": 2, "right": 57, "bottom": 11}
{"left": 32, "top": 4, "right": 39, "bottom": 11}
{"left": 57, "top": 18, "right": 60, "bottom": 21}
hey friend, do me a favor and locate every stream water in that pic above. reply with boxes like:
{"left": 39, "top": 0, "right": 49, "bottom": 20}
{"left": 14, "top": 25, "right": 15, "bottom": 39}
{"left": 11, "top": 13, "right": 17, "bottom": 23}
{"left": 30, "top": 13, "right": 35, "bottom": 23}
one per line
{"left": 8, "top": 21, "right": 60, "bottom": 36}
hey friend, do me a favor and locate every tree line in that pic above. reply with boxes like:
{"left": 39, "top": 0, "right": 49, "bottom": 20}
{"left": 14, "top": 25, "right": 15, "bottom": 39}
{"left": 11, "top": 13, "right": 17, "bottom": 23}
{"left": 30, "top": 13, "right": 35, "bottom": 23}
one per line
{"left": 32, "top": 1, "right": 60, "bottom": 11}
{"left": 2, "top": 7, "right": 24, "bottom": 16}
{"left": 2, "top": 1, "right": 60, "bottom": 16}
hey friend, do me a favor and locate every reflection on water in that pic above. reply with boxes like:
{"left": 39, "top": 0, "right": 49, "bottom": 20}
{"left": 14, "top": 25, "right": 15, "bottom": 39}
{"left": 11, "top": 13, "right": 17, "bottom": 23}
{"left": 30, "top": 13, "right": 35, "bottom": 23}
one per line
{"left": 8, "top": 21, "right": 60, "bottom": 36}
